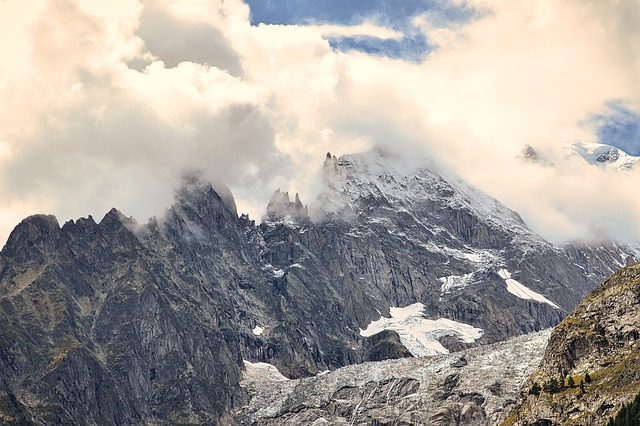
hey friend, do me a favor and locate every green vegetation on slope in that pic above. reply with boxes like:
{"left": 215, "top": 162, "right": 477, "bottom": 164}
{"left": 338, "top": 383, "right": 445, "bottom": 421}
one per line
{"left": 608, "top": 392, "right": 640, "bottom": 426}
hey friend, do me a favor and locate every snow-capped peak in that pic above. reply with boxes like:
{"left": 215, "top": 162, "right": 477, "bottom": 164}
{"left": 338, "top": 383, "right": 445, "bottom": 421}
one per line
{"left": 312, "top": 146, "right": 545, "bottom": 248}
{"left": 567, "top": 142, "right": 640, "bottom": 171}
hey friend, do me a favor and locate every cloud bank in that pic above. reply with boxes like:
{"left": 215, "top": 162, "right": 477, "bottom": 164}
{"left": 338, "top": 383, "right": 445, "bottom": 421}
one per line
{"left": 0, "top": 0, "right": 639, "bottom": 246}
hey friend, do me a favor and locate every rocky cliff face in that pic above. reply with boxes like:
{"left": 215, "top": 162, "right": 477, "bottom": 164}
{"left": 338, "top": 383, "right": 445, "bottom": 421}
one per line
{"left": 0, "top": 150, "right": 635, "bottom": 424}
{"left": 503, "top": 262, "right": 640, "bottom": 425}
{"left": 0, "top": 178, "right": 272, "bottom": 425}
{"left": 260, "top": 148, "right": 635, "bottom": 356}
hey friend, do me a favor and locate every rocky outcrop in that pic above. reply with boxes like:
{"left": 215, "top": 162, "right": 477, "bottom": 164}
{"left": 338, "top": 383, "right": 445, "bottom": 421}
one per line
{"left": 503, "top": 262, "right": 640, "bottom": 425}
{"left": 363, "top": 330, "right": 413, "bottom": 362}
{"left": 264, "top": 189, "right": 309, "bottom": 222}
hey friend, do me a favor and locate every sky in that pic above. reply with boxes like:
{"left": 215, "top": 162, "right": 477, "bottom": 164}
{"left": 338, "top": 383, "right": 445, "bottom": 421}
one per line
{"left": 1, "top": 0, "right": 640, "bottom": 246}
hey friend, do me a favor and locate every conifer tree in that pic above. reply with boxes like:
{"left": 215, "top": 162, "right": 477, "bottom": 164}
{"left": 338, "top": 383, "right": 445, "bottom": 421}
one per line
{"left": 607, "top": 391, "right": 640, "bottom": 426}
{"left": 529, "top": 382, "right": 541, "bottom": 396}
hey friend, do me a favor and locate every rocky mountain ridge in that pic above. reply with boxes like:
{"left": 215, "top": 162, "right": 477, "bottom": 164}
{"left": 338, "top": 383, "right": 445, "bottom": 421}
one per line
{"left": 0, "top": 149, "right": 636, "bottom": 424}
{"left": 519, "top": 142, "right": 640, "bottom": 171}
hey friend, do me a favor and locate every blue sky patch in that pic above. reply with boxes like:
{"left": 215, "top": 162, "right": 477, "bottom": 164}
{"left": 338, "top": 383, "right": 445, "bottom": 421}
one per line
{"left": 243, "top": 0, "right": 479, "bottom": 61}
{"left": 592, "top": 101, "right": 640, "bottom": 156}
{"left": 327, "top": 33, "right": 432, "bottom": 62}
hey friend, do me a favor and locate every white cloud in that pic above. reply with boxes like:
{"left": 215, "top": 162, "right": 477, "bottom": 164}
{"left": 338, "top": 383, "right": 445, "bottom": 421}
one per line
{"left": 136, "top": 0, "right": 243, "bottom": 74}
{"left": 0, "top": 0, "right": 639, "bottom": 246}
{"left": 0, "top": 0, "right": 280, "bottom": 242}
{"left": 307, "top": 22, "right": 403, "bottom": 40}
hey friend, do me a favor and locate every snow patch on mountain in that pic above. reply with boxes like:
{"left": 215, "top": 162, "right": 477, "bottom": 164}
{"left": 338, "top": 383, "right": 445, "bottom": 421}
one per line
{"left": 360, "top": 303, "right": 484, "bottom": 356}
{"left": 439, "top": 273, "right": 475, "bottom": 293}
{"left": 497, "top": 269, "right": 560, "bottom": 309}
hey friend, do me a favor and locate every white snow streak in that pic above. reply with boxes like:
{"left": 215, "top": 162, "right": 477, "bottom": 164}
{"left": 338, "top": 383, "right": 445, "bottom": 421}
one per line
{"left": 497, "top": 269, "right": 560, "bottom": 309}
{"left": 252, "top": 326, "right": 264, "bottom": 336}
{"left": 359, "top": 303, "right": 484, "bottom": 357}
{"left": 439, "top": 273, "right": 474, "bottom": 293}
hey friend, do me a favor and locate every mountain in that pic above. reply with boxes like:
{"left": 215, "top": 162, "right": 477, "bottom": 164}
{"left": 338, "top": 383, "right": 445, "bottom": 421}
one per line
{"left": 517, "top": 145, "right": 553, "bottom": 167}
{"left": 0, "top": 149, "right": 635, "bottom": 424}
{"left": 567, "top": 142, "right": 640, "bottom": 171}
{"left": 0, "top": 178, "right": 270, "bottom": 425}
{"left": 502, "top": 262, "right": 640, "bottom": 425}
{"left": 289, "top": 148, "right": 633, "bottom": 346}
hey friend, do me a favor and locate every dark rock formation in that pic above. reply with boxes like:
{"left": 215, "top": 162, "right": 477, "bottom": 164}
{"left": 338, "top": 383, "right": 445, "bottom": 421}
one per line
{"left": 363, "top": 330, "right": 413, "bottom": 362}
{"left": 264, "top": 190, "right": 309, "bottom": 222}
{"left": 518, "top": 145, "right": 542, "bottom": 163}
{"left": 517, "top": 145, "right": 553, "bottom": 167}
{"left": 596, "top": 146, "right": 621, "bottom": 163}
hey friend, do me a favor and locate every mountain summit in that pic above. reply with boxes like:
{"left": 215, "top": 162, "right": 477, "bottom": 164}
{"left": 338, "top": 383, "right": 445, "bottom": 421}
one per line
{"left": 567, "top": 142, "right": 640, "bottom": 171}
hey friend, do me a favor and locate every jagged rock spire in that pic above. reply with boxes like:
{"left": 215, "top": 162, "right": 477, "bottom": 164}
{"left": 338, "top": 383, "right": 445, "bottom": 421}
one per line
{"left": 264, "top": 189, "right": 309, "bottom": 222}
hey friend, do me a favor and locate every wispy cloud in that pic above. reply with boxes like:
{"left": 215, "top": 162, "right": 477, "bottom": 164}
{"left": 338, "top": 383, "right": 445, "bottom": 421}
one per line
{"left": 244, "top": 0, "right": 479, "bottom": 61}
{"left": 307, "top": 22, "right": 403, "bottom": 40}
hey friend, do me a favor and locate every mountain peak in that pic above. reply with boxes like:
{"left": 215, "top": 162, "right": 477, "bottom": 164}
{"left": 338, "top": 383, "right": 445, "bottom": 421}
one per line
{"left": 174, "top": 171, "right": 238, "bottom": 217}
{"left": 518, "top": 144, "right": 540, "bottom": 163}
{"left": 568, "top": 142, "right": 639, "bottom": 171}
{"left": 1, "top": 214, "right": 61, "bottom": 261}
{"left": 264, "top": 189, "right": 309, "bottom": 222}
{"left": 517, "top": 144, "right": 553, "bottom": 166}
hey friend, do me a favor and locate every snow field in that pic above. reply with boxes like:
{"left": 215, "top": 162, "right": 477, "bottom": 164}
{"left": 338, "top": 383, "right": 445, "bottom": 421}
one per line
{"left": 360, "top": 303, "right": 484, "bottom": 357}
